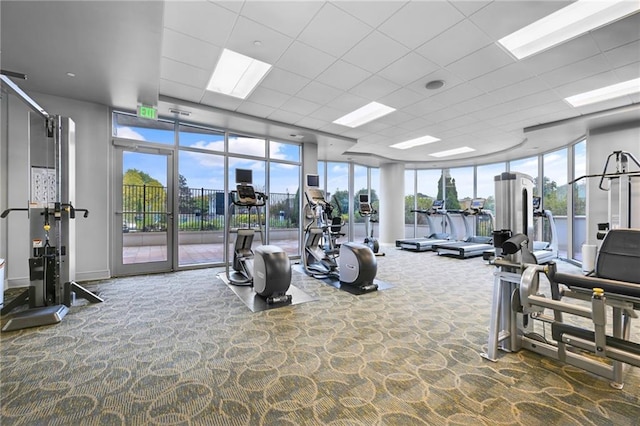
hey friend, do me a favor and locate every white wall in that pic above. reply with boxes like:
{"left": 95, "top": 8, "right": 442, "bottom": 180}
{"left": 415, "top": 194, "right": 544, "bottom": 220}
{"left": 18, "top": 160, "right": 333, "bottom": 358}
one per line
{"left": 3, "top": 91, "right": 110, "bottom": 287}
{"left": 586, "top": 122, "right": 640, "bottom": 245}
{"left": 379, "top": 163, "right": 405, "bottom": 244}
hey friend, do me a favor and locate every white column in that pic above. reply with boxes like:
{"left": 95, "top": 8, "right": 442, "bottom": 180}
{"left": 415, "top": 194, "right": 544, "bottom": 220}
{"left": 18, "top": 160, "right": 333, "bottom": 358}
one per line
{"left": 379, "top": 163, "right": 405, "bottom": 244}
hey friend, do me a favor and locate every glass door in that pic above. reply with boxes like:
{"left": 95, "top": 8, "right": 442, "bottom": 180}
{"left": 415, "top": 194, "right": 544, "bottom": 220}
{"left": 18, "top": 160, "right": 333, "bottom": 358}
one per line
{"left": 113, "top": 146, "right": 174, "bottom": 275}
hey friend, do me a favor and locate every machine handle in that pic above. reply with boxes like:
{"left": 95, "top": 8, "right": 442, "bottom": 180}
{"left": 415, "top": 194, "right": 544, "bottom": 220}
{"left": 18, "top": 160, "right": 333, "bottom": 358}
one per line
{"left": 1, "top": 208, "right": 29, "bottom": 218}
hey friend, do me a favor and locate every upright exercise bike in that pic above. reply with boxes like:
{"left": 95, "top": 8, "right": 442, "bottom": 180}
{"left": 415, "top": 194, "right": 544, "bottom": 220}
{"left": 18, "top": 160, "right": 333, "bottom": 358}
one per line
{"left": 225, "top": 169, "right": 292, "bottom": 304}
{"left": 358, "top": 194, "right": 384, "bottom": 256}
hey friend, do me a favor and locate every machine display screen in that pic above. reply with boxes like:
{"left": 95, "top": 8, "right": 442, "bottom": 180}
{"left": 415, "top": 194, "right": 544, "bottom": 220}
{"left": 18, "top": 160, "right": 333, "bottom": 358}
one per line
{"left": 470, "top": 198, "right": 485, "bottom": 209}
{"left": 306, "top": 174, "right": 320, "bottom": 187}
{"left": 236, "top": 168, "right": 252, "bottom": 184}
{"left": 432, "top": 199, "right": 444, "bottom": 209}
{"left": 359, "top": 194, "right": 369, "bottom": 203}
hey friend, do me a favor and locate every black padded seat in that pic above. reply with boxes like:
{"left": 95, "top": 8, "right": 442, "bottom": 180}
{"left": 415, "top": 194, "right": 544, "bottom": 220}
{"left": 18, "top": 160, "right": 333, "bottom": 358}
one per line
{"left": 550, "top": 229, "right": 640, "bottom": 298}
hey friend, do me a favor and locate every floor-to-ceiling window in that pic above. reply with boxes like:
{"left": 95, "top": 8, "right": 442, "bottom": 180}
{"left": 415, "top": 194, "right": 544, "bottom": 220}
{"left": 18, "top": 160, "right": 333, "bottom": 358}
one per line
{"left": 177, "top": 124, "right": 225, "bottom": 267}
{"left": 325, "top": 162, "right": 350, "bottom": 244}
{"left": 543, "top": 148, "right": 568, "bottom": 258}
{"left": 269, "top": 140, "right": 301, "bottom": 256}
{"left": 404, "top": 169, "right": 416, "bottom": 238}
{"left": 416, "top": 169, "right": 442, "bottom": 238}
{"left": 353, "top": 164, "right": 368, "bottom": 242}
{"left": 476, "top": 163, "right": 506, "bottom": 216}
{"left": 572, "top": 140, "right": 587, "bottom": 261}
{"left": 509, "top": 156, "right": 539, "bottom": 195}
{"left": 447, "top": 166, "right": 475, "bottom": 240}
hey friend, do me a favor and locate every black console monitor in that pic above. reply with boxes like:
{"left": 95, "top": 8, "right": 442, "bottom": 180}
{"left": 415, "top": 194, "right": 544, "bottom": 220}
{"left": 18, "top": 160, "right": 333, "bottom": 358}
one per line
{"left": 236, "top": 168, "right": 252, "bottom": 185}
{"left": 359, "top": 194, "right": 371, "bottom": 214}
{"left": 432, "top": 199, "right": 444, "bottom": 209}
{"left": 306, "top": 174, "right": 320, "bottom": 188}
{"left": 470, "top": 198, "right": 485, "bottom": 210}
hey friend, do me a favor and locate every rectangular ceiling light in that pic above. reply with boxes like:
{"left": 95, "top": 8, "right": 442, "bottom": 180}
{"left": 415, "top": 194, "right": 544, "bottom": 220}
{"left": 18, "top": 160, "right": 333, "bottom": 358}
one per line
{"left": 498, "top": 0, "right": 640, "bottom": 59}
{"left": 333, "top": 102, "right": 396, "bottom": 128}
{"left": 565, "top": 77, "right": 640, "bottom": 107}
{"left": 206, "top": 49, "right": 272, "bottom": 99}
{"left": 390, "top": 135, "right": 441, "bottom": 150}
{"left": 429, "top": 146, "right": 475, "bottom": 158}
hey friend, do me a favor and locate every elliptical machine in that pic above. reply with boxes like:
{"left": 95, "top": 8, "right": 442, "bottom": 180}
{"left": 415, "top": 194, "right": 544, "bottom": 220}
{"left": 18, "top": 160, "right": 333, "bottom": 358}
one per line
{"left": 358, "top": 194, "right": 384, "bottom": 256}
{"left": 224, "top": 169, "right": 292, "bottom": 305}
{"left": 303, "top": 174, "right": 378, "bottom": 293}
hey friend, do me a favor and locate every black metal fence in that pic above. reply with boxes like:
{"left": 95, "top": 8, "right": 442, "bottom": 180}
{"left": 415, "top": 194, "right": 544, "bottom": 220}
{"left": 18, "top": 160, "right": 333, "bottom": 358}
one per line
{"left": 123, "top": 185, "right": 299, "bottom": 232}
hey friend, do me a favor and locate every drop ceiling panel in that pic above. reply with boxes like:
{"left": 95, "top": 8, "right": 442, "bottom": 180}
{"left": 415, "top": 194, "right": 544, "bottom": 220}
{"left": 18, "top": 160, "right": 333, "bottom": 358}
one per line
{"left": 275, "top": 41, "right": 337, "bottom": 79}
{"left": 519, "top": 35, "right": 603, "bottom": 75}
{"left": 378, "top": 88, "right": 427, "bottom": 110}
{"left": 469, "top": 1, "right": 572, "bottom": 39}
{"left": 259, "top": 68, "right": 311, "bottom": 95}
{"left": 268, "top": 109, "right": 305, "bottom": 124}
{"left": 451, "top": 1, "right": 492, "bottom": 17}
{"left": 162, "top": 29, "right": 220, "bottom": 72}
{"left": 603, "top": 40, "right": 640, "bottom": 68}
{"left": 378, "top": 53, "right": 440, "bottom": 86}
{"left": 239, "top": 1, "right": 323, "bottom": 38}
{"left": 333, "top": 1, "right": 406, "bottom": 28}
{"left": 297, "top": 3, "right": 372, "bottom": 57}
{"left": 160, "top": 57, "right": 210, "bottom": 88}
{"left": 428, "top": 82, "right": 484, "bottom": 107}
{"left": 538, "top": 54, "right": 613, "bottom": 88}
{"left": 416, "top": 19, "right": 492, "bottom": 68}
{"left": 378, "top": 2, "right": 466, "bottom": 49}
{"left": 446, "top": 44, "right": 515, "bottom": 81}
{"left": 341, "top": 31, "right": 410, "bottom": 74}
{"left": 553, "top": 71, "right": 625, "bottom": 98}
{"left": 613, "top": 61, "right": 640, "bottom": 81}
{"left": 469, "top": 62, "right": 537, "bottom": 93}
{"left": 590, "top": 12, "right": 640, "bottom": 52}
{"left": 316, "top": 60, "right": 372, "bottom": 91}
{"left": 235, "top": 101, "right": 277, "bottom": 119}
{"left": 296, "top": 81, "right": 343, "bottom": 105}
{"left": 163, "top": 1, "right": 236, "bottom": 46}
{"left": 246, "top": 86, "right": 291, "bottom": 109}
{"left": 159, "top": 79, "right": 205, "bottom": 104}
{"left": 279, "top": 97, "right": 322, "bottom": 116}
{"left": 329, "top": 92, "right": 371, "bottom": 113}
{"left": 225, "top": 17, "right": 294, "bottom": 64}
{"left": 489, "top": 78, "right": 551, "bottom": 104}
{"left": 349, "top": 75, "right": 401, "bottom": 101}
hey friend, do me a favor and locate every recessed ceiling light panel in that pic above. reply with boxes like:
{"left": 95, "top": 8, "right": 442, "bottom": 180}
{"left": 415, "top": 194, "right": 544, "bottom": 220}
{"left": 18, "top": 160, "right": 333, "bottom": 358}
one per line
{"left": 429, "top": 146, "right": 475, "bottom": 158}
{"left": 564, "top": 77, "right": 640, "bottom": 107}
{"left": 390, "top": 135, "right": 441, "bottom": 149}
{"left": 333, "top": 102, "right": 396, "bottom": 128}
{"left": 206, "top": 49, "right": 272, "bottom": 99}
{"left": 498, "top": 0, "right": 640, "bottom": 59}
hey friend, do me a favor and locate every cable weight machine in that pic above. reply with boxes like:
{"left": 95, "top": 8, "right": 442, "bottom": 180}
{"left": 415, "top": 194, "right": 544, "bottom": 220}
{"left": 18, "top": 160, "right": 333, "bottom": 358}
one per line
{"left": 0, "top": 81, "right": 103, "bottom": 332}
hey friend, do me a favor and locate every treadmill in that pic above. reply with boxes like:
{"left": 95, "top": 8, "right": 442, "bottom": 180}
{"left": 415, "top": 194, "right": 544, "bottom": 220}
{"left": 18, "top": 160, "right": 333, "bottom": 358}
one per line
{"left": 395, "top": 199, "right": 455, "bottom": 251}
{"left": 434, "top": 198, "right": 494, "bottom": 259}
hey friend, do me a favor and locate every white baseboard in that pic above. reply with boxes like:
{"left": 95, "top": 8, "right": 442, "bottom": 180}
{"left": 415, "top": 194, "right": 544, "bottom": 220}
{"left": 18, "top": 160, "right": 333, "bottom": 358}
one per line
{"left": 76, "top": 270, "right": 111, "bottom": 282}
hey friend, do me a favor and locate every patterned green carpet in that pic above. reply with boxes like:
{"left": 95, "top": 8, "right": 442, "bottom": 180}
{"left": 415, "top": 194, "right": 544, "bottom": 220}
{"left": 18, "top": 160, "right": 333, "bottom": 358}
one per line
{"left": 1, "top": 246, "right": 639, "bottom": 425}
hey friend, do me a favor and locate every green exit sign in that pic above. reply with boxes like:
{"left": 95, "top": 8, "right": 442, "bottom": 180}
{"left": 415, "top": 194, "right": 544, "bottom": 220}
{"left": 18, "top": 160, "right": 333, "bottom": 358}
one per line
{"left": 137, "top": 105, "right": 157, "bottom": 120}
